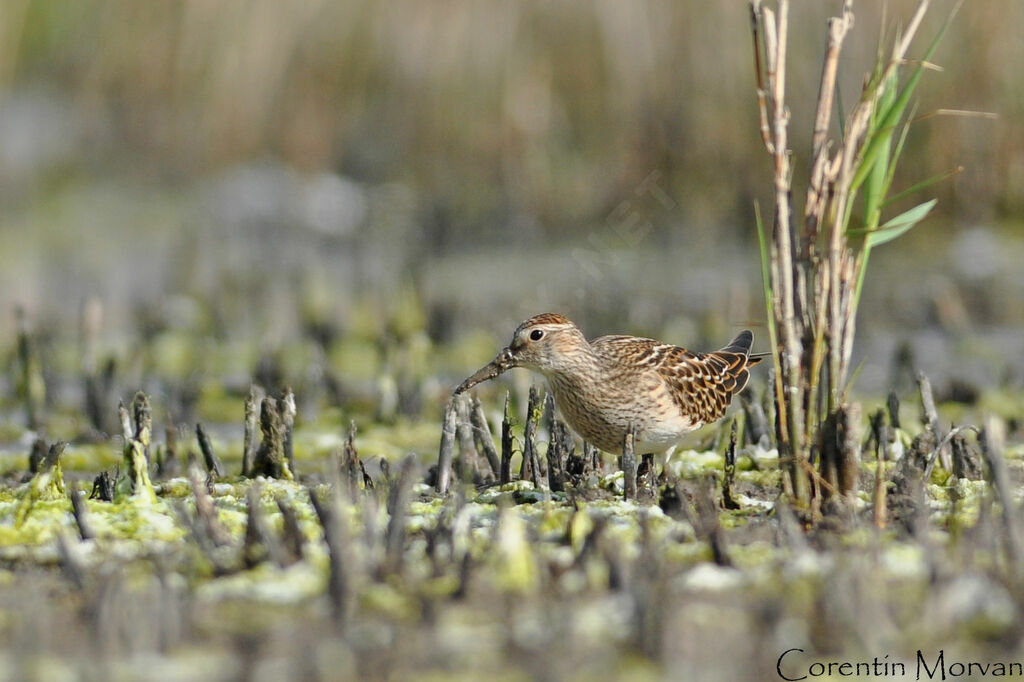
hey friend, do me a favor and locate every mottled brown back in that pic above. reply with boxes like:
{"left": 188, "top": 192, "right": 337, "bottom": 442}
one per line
{"left": 593, "top": 330, "right": 760, "bottom": 427}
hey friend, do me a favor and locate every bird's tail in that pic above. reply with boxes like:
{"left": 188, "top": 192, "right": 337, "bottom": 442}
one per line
{"left": 716, "top": 330, "right": 762, "bottom": 394}
{"left": 719, "top": 330, "right": 754, "bottom": 357}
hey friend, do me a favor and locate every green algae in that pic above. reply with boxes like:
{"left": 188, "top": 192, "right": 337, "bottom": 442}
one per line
{"left": 116, "top": 439, "right": 157, "bottom": 503}
{"left": 1, "top": 497, "right": 73, "bottom": 550}
{"left": 196, "top": 382, "right": 249, "bottom": 426}
{"left": 357, "top": 419, "right": 443, "bottom": 460}
{"left": 83, "top": 499, "right": 189, "bottom": 544}
{"left": 492, "top": 506, "right": 539, "bottom": 594}
{"left": 361, "top": 581, "right": 421, "bottom": 620}
{"left": 0, "top": 421, "right": 1006, "bottom": 581}
{"left": 329, "top": 338, "right": 382, "bottom": 382}
{"left": 735, "top": 460, "right": 784, "bottom": 489}
{"left": 60, "top": 443, "right": 121, "bottom": 472}
{"left": 0, "top": 421, "right": 26, "bottom": 444}
{"left": 12, "top": 443, "right": 66, "bottom": 527}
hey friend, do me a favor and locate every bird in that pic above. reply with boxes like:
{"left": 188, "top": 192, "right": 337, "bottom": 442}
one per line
{"left": 454, "top": 313, "right": 762, "bottom": 455}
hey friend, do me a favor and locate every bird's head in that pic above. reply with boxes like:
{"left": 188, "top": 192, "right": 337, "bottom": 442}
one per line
{"left": 453, "top": 313, "right": 587, "bottom": 394}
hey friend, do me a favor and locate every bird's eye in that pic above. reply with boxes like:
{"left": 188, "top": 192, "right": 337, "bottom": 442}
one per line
{"left": 529, "top": 329, "right": 544, "bottom": 341}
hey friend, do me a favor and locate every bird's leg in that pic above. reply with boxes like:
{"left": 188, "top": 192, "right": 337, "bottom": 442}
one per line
{"left": 621, "top": 427, "right": 638, "bottom": 500}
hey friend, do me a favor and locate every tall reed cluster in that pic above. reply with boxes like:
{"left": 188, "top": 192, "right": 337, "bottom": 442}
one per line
{"left": 750, "top": 0, "right": 958, "bottom": 505}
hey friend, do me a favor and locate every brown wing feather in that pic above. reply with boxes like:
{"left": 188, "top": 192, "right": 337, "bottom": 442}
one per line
{"left": 592, "top": 333, "right": 758, "bottom": 426}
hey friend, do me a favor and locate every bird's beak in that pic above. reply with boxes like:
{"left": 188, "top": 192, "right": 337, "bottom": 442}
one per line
{"left": 454, "top": 347, "right": 516, "bottom": 394}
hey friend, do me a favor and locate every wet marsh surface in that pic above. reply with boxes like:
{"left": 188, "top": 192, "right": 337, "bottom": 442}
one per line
{"left": 2, "top": 187, "right": 1024, "bottom": 680}
{"left": 1, "top": 190, "right": 1023, "bottom": 679}
{"left": 1, "top": 309, "right": 1023, "bottom": 681}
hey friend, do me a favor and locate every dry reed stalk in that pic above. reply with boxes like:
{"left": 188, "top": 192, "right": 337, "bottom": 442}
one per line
{"left": 436, "top": 398, "right": 458, "bottom": 494}
{"left": 751, "top": 0, "right": 948, "bottom": 507}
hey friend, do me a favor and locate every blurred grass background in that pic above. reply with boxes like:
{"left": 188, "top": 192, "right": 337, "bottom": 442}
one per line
{"left": 0, "top": 0, "right": 1021, "bottom": 394}
{"left": 6, "top": 1, "right": 1019, "bottom": 223}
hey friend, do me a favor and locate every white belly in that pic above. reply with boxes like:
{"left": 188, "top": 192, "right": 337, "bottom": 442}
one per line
{"left": 634, "top": 413, "right": 698, "bottom": 453}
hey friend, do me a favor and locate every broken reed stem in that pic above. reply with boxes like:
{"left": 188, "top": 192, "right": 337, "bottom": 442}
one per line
{"left": 917, "top": 372, "right": 940, "bottom": 433}
{"left": 454, "top": 396, "right": 480, "bottom": 483}
{"left": 32, "top": 442, "right": 67, "bottom": 502}
{"left": 117, "top": 394, "right": 156, "bottom": 502}
{"left": 871, "top": 409, "right": 889, "bottom": 529}
{"left": 188, "top": 463, "right": 232, "bottom": 547}
{"left": 56, "top": 531, "right": 86, "bottom": 591}
{"left": 80, "top": 298, "right": 105, "bottom": 432}
{"left": 276, "top": 498, "right": 305, "bottom": 564}
{"left": 252, "top": 397, "right": 293, "bottom": 480}
{"left": 196, "top": 423, "right": 226, "bottom": 479}
{"left": 15, "top": 307, "right": 46, "bottom": 431}
{"left": 837, "top": 403, "right": 861, "bottom": 499}
{"left": 84, "top": 359, "right": 115, "bottom": 434}
{"left": 28, "top": 438, "right": 47, "bottom": 474}
{"left": 159, "top": 424, "right": 179, "bottom": 478}
{"left": 917, "top": 372, "right": 953, "bottom": 474}
{"left": 547, "top": 418, "right": 570, "bottom": 493}
{"left": 950, "top": 428, "right": 983, "bottom": 480}
{"left": 132, "top": 392, "right": 152, "bottom": 462}
{"left": 637, "top": 454, "right": 657, "bottom": 504}
{"left": 340, "top": 421, "right": 363, "bottom": 499}
{"left": 70, "top": 489, "right": 94, "bottom": 541}
{"left": 279, "top": 387, "right": 297, "bottom": 474}
{"left": 90, "top": 470, "right": 115, "bottom": 502}
{"left": 521, "top": 387, "right": 545, "bottom": 488}
{"left": 810, "top": 1, "right": 852, "bottom": 162}
{"left": 740, "top": 390, "right": 770, "bottom": 447}
{"left": 242, "top": 386, "right": 263, "bottom": 478}
{"left": 500, "top": 392, "right": 513, "bottom": 484}
{"left": 118, "top": 400, "right": 133, "bottom": 443}
{"left": 244, "top": 484, "right": 270, "bottom": 567}
{"left": 696, "top": 480, "right": 732, "bottom": 567}
{"left": 247, "top": 485, "right": 290, "bottom": 568}
{"left": 541, "top": 393, "right": 568, "bottom": 492}
{"left": 722, "top": 420, "right": 740, "bottom": 510}
{"left": 924, "top": 425, "right": 978, "bottom": 483}
{"left": 469, "top": 396, "right": 501, "bottom": 479}
{"left": 309, "top": 488, "right": 351, "bottom": 629}
{"left": 519, "top": 389, "right": 536, "bottom": 482}
{"left": 385, "top": 454, "right": 417, "bottom": 575}
{"left": 749, "top": 0, "right": 773, "bottom": 152}
{"left": 801, "top": 1, "right": 853, "bottom": 303}
{"left": 887, "top": 391, "right": 901, "bottom": 429}
{"left": 979, "top": 417, "right": 1022, "bottom": 574}
{"left": 436, "top": 399, "right": 457, "bottom": 494}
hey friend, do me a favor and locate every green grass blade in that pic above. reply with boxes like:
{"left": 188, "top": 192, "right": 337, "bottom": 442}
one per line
{"left": 883, "top": 166, "right": 962, "bottom": 208}
{"left": 881, "top": 101, "right": 918, "bottom": 201}
{"left": 851, "top": 6, "right": 959, "bottom": 193}
{"left": 754, "top": 201, "right": 783, "bottom": 437}
{"left": 862, "top": 75, "right": 896, "bottom": 232}
{"left": 862, "top": 198, "right": 937, "bottom": 247}
{"left": 753, "top": 201, "right": 778, "bottom": 358}
{"left": 841, "top": 357, "right": 868, "bottom": 402}
{"left": 853, "top": 248, "right": 871, "bottom": 323}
